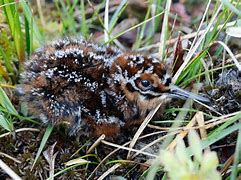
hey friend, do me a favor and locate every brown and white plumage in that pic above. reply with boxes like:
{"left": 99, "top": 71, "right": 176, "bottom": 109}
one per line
{"left": 18, "top": 37, "right": 209, "bottom": 138}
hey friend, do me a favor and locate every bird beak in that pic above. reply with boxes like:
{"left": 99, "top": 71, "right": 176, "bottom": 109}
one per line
{"left": 168, "top": 84, "right": 210, "bottom": 103}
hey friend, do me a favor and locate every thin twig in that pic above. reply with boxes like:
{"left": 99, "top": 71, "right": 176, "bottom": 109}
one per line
{"left": 216, "top": 40, "right": 241, "bottom": 71}
{"left": 127, "top": 102, "right": 162, "bottom": 159}
{"left": 101, "top": 140, "right": 156, "bottom": 158}
{"left": 0, "top": 152, "right": 21, "bottom": 164}
{"left": 86, "top": 134, "right": 105, "bottom": 154}
{"left": 97, "top": 163, "right": 121, "bottom": 180}
{"left": 131, "top": 131, "right": 180, "bottom": 159}
{"left": 138, "top": 20, "right": 236, "bottom": 52}
{"left": 167, "top": 113, "right": 197, "bottom": 151}
{"left": 0, "top": 159, "right": 22, "bottom": 180}
{"left": 0, "top": 128, "right": 40, "bottom": 138}
{"left": 104, "top": 0, "right": 110, "bottom": 43}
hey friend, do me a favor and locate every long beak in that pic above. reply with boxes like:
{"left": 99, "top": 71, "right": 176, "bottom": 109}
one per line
{"left": 168, "top": 84, "right": 210, "bottom": 103}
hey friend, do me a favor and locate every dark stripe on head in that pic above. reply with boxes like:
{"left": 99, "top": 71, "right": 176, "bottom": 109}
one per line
{"left": 126, "top": 82, "right": 136, "bottom": 92}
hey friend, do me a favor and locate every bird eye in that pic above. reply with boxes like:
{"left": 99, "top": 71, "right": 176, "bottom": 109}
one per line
{"left": 141, "top": 80, "right": 151, "bottom": 87}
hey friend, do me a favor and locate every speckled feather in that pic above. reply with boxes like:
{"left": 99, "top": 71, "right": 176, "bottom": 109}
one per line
{"left": 20, "top": 37, "right": 172, "bottom": 138}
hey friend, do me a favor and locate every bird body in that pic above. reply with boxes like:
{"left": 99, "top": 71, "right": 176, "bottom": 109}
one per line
{"left": 19, "top": 37, "right": 208, "bottom": 138}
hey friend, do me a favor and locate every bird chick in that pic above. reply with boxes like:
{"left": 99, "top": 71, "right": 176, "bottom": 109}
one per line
{"left": 18, "top": 37, "right": 209, "bottom": 138}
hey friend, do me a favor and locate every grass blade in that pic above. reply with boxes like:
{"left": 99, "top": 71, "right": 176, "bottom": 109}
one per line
{"left": 230, "top": 123, "right": 241, "bottom": 180}
{"left": 21, "top": 1, "right": 44, "bottom": 46}
{"left": 104, "top": 0, "right": 110, "bottom": 43}
{"left": 0, "top": 112, "right": 13, "bottom": 131}
{"left": 31, "top": 125, "right": 53, "bottom": 170}
{"left": 0, "top": 87, "right": 17, "bottom": 115}
{"left": 80, "top": 0, "right": 89, "bottom": 36}
{"left": 158, "top": 0, "right": 171, "bottom": 61}
{"left": 109, "top": 0, "right": 127, "bottom": 33}
{"left": 202, "top": 120, "right": 241, "bottom": 149}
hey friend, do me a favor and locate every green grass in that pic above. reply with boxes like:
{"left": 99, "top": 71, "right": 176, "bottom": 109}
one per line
{"left": 0, "top": 0, "right": 241, "bottom": 179}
